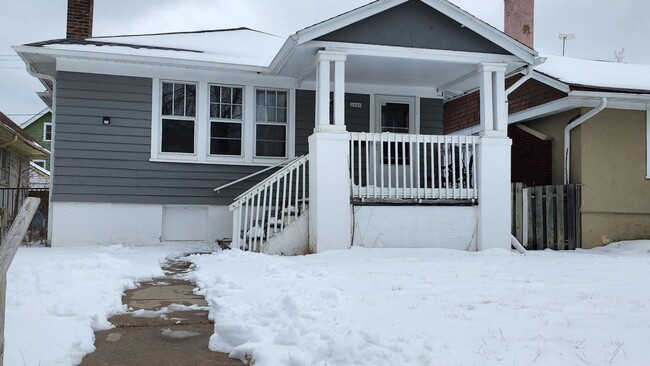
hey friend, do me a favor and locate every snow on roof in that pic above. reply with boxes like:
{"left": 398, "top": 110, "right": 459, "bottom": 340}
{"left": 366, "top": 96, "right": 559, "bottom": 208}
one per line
{"left": 537, "top": 54, "right": 650, "bottom": 92}
{"left": 38, "top": 28, "right": 286, "bottom": 68}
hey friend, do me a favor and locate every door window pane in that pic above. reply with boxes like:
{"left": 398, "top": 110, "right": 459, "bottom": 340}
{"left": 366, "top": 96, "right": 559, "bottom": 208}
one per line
{"left": 381, "top": 103, "right": 410, "bottom": 133}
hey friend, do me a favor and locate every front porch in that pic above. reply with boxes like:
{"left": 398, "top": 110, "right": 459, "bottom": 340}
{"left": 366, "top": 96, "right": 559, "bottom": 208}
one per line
{"left": 226, "top": 0, "right": 537, "bottom": 254}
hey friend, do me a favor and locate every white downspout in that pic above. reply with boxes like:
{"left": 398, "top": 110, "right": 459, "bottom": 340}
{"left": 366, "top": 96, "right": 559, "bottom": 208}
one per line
{"left": 563, "top": 97, "right": 607, "bottom": 184}
{"left": 24, "top": 64, "right": 57, "bottom": 243}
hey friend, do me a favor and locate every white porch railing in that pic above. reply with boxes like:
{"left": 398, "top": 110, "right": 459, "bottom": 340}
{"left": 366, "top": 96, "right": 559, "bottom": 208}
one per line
{"left": 349, "top": 133, "right": 478, "bottom": 201}
{"left": 229, "top": 155, "right": 309, "bottom": 252}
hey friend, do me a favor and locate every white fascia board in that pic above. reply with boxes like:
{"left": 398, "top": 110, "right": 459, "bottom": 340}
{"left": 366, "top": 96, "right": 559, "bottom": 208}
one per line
{"left": 315, "top": 41, "right": 523, "bottom": 64}
{"left": 269, "top": 36, "right": 298, "bottom": 74}
{"left": 509, "top": 91, "right": 650, "bottom": 125}
{"left": 56, "top": 58, "right": 296, "bottom": 88}
{"left": 14, "top": 45, "right": 270, "bottom": 74}
{"left": 508, "top": 98, "right": 576, "bottom": 124}
{"left": 531, "top": 72, "right": 570, "bottom": 93}
{"left": 30, "top": 161, "right": 51, "bottom": 176}
{"left": 20, "top": 108, "right": 51, "bottom": 128}
{"left": 421, "top": 0, "right": 537, "bottom": 64}
{"left": 294, "top": 0, "right": 407, "bottom": 45}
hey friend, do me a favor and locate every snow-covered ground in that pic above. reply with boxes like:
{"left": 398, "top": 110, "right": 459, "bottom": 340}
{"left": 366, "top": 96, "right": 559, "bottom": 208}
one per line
{"left": 187, "top": 241, "right": 650, "bottom": 366}
{"left": 5, "top": 244, "right": 210, "bottom": 366}
{"left": 5, "top": 242, "right": 650, "bottom": 366}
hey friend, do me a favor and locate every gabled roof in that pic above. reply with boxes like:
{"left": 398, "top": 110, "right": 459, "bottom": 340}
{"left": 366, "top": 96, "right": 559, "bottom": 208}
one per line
{"left": 535, "top": 54, "right": 650, "bottom": 93}
{"left": 282, "top": 0, "right": 536, "bottom": 64}
{"left": 20, "top": 108, "right": 51, "bottom": 129}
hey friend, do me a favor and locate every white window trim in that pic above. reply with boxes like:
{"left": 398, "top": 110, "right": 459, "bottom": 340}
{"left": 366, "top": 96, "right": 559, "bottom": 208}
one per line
{"left": 155, "top": 80, "right": 199, "bottom": 162}
{"left": 646, "top": 108, "right": 650, "bottom": 179}
{"left": 43, "top": 122, "right": 52, "bottom": 142}
{"left": 151, "top": 77, "right": 295, "bottom": 166}
{"left": 33, "top": 159, "right": 47, "bottom": 170}
{"left": 254, "top": 87, "right": 290, "bottom": 160}
{"left": 373, "top": 95, "right": 419, "bottom": 134}
{"left": 208, "top": 83, "right": 245, "bottom": 159}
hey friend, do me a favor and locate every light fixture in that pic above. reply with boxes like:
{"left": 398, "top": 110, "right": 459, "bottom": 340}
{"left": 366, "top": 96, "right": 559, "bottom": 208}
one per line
{"left": 103, "top": 116, "right": 111, "bottom": 125}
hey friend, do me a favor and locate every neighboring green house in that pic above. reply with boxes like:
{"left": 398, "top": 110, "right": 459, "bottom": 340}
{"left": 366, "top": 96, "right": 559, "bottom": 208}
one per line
{"left": 20, "top": 108, "right": 52, "bottom": 171}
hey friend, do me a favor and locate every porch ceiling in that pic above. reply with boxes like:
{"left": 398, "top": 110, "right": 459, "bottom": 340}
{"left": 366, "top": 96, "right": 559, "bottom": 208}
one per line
{"left": 278, "top": 43, "right": 527, "bottom": 95}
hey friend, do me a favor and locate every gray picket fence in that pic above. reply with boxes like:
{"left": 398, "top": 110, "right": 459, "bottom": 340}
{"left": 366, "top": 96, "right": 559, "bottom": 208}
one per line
{"left": 512, "top": 183, "right": 581, "bottom": 250}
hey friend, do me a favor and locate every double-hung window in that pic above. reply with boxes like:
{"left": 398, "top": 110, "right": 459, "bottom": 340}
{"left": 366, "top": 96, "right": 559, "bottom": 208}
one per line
{"left": 43, "top": 122, "right": 52, "bottom": 142}
{"left": 255, "top": 89, "right": 288, "bottom": 158}
{"left": 161, "top": 81, "right": 196, "bottom": 154}
{"left": 210, "top": 85, "right": 243, "bottom": 156}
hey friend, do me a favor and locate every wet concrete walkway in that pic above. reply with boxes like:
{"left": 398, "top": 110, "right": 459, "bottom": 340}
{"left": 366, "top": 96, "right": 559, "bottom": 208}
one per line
{"left": 80, "top": 255, "right": 243, "bottom": 366}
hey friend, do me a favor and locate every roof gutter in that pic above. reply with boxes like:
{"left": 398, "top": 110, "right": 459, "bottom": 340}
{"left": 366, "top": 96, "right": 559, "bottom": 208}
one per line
{"left": 564, "top": 97, "right": 607, "bottom": 184}
{"left": 0, "top": 135, "right": 18, "bottom": 148}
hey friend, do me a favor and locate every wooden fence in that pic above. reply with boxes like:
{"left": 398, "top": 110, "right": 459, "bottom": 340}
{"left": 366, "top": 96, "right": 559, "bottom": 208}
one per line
{"left": 0, "top": 197, "right": 40, "bottom": 366}
{"left": 512, "top": 183, "right": 581, "bottom": 250}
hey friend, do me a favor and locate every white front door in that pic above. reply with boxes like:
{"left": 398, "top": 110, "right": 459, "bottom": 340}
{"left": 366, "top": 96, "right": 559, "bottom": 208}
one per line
{"left": 374, "top": 96, "right": 416, "bottom": 191}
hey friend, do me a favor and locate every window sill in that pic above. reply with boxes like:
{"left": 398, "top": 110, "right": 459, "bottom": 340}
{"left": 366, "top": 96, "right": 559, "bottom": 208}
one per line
{"left": 149, "top": 156, "right": 291, "bottom": 167}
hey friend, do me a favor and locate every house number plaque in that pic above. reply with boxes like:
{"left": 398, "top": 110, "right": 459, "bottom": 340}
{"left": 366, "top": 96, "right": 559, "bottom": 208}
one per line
{"left": 350, "top": 102, "right": 363, "bottom": 108}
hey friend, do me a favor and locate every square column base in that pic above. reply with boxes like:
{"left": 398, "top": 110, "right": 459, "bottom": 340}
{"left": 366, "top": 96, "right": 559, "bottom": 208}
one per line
{"left": 477, "top": 136, "right": 512, "bottom": 251}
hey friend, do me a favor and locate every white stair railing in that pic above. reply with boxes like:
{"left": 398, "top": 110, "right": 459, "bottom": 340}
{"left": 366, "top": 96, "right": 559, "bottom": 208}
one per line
{"left": 349, "top": 133, "right": 478, "bottom": 201}
{"left": 229, "top": 155, "right": 309, "bottom": 251}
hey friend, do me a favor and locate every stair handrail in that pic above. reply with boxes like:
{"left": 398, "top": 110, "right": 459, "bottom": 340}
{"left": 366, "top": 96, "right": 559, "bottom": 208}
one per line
{"left": 229, "top": 155, "right": 309, "bottom": 210}
{"left": 214, "top": 156, "right": 301, "bottom": 194}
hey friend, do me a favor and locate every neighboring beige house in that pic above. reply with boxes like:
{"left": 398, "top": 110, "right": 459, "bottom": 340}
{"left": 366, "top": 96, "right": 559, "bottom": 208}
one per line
{"left": 507, "top": 56, "right": 650, "bottom": 248}
{"left": 0, "top": 111, "right": 49, "bottom": 230}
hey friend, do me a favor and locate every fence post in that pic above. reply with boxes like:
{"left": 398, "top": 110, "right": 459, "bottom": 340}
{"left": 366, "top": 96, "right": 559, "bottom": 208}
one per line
{"left": 556, "top": 185, "right": 565, "bottom": 250}
{"left": 1, "top": 197, "right": 41, "bottom": 366}
{"left": 545, "top": 185, "right": 556, "bottom": 249}
{"left": 513, "top": 183, "right": 524, "bottom": 243}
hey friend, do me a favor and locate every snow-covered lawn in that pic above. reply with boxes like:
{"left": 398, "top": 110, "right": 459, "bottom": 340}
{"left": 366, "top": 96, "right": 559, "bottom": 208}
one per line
{"left": 5, "top": 244, "right": 209, "bottom": 366}
{"left": 187, "top": 242, "right": 650, "bottom": 366}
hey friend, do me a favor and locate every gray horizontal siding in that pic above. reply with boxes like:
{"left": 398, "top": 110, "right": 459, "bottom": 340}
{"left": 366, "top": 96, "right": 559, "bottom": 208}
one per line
{"left": 53, "top": 71, "right": 279, "bottom": 205}
{"left": 420, "top": 98, "right": 443, "bottom": 135}
{"left": 317, "top": 0, "right": 509, "bottom": 55}
{"left": 295, "top": 90, "right": 371, "bottom": 156}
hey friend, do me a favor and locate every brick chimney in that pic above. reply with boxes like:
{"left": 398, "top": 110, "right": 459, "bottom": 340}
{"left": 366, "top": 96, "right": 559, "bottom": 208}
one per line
{"left": 504, "top": 0, "right": 534, "bottom": 48}
{"left": 66, "top": 0, "right": 94, "bottom": 39}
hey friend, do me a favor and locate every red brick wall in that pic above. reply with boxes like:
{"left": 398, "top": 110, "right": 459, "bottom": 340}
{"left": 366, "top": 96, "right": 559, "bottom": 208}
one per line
{"left": 509, "top": 124, "right": 552, "bottom": 186}
{"left": 443, "top": 76, "right": 567, "bottom": 134}
{"left": 67, "top": 0, "right": 94, "bottom": 39}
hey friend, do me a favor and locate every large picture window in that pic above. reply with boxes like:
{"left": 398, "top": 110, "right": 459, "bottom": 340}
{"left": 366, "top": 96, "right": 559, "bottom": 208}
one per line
{"left": 161, "top": 81, "right": 196, "bottom": 154}
{"left": 255, "top": 89, "right": 287, "bottom": 158}
{"left": 210, "top": 85, "right": 243, "bottom": 156}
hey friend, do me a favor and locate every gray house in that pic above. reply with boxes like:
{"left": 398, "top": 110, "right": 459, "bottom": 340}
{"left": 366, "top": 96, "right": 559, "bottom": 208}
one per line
{"left": 15, "top": 0, "right": 537, "bottom": 251}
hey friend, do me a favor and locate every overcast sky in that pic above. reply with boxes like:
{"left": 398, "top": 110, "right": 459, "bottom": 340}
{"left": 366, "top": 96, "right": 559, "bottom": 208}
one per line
{"left": 1, "top": 0, "right": 649, "bottom": 123}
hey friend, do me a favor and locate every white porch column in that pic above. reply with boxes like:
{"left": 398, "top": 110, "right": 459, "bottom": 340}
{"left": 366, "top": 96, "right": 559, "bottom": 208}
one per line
{"left": 477, "top": 62, "right": 511, "bottom": 251}
{"left": 309, "top": 51, "right": 351, "bottom": 253}
{"left": 314, "top": 51, "right": 347, "bottom": 133}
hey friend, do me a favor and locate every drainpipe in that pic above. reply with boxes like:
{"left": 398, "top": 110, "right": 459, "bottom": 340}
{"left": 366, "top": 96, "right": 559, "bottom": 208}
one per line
{"left": 563, "top": 97, "right": 607, "bottom": 184}
{"left": 24, "top": 64, "right": 57, "bottom": 243}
